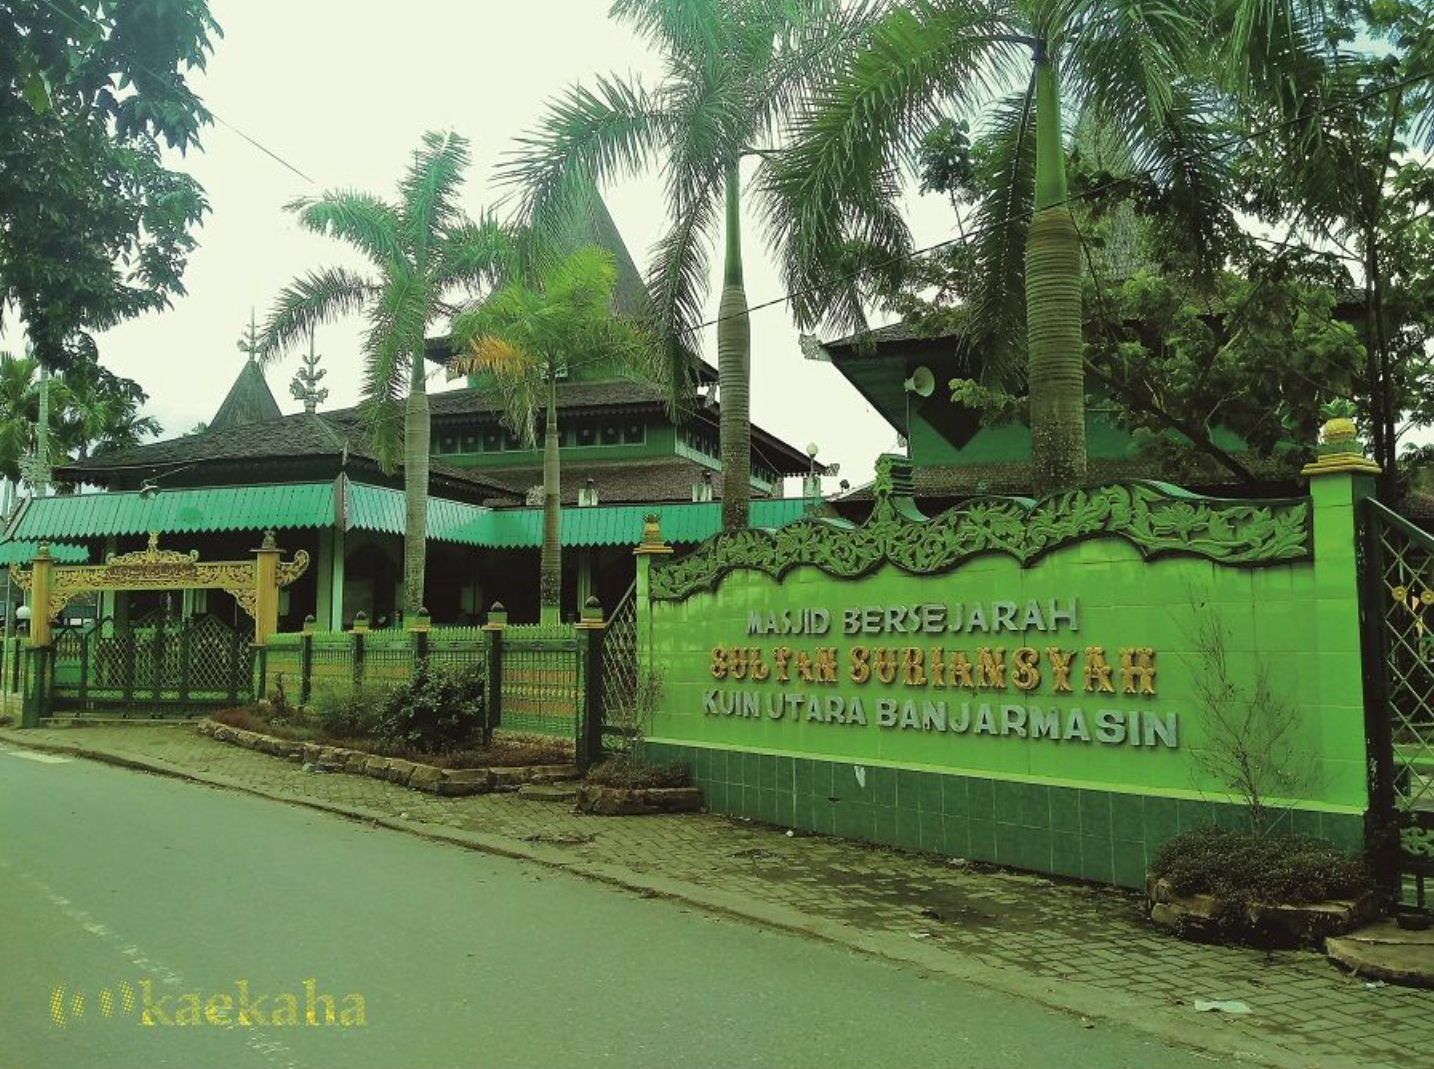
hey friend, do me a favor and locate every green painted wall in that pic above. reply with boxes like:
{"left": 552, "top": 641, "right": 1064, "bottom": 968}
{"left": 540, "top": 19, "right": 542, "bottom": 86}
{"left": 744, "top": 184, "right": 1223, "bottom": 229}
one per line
{"left": 635, "top": 461, "right": 1373, "bottom": 886}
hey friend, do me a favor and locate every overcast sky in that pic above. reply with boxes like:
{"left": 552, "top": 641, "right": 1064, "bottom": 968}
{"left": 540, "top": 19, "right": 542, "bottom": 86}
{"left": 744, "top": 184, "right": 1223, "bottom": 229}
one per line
{"left": 40, "top": 0, "right": 963, "bottom": 489}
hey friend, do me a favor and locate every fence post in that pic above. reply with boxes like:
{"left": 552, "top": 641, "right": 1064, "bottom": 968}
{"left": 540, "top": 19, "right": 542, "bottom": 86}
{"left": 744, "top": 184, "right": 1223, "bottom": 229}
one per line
{"left": 352, "top": 612, "right": 368, "bottom": 687}
{"left": 78, "top": 628, "right": 90, "bottom": 708}
{"left": 575, "top": 595, "right": 606, "bottom": 769}
{"left": 300, "top": 615, "right": 316, "bottom": 705}
{"left": 20, "top": 645, "right": 51, "bottom": 728}
{"left": 177, "top": 619, "right": 191, "bottom": 707}
{"left": 152, "top": 613, "right": 166, "bottom": 710}
{"left": 1304, "top": 415, "right": 1388, "bottom": 890}
{"left": 483, "top": 602, "right": 507, "bottom": 745}
{"left": 633, "top": 513, "right": 671, "bottom": 688}
{"left": 254, "top": 643, "right": 268, "bottom": 703}
{"left": 410, "top": 607, "right": 431, "bottom": 674}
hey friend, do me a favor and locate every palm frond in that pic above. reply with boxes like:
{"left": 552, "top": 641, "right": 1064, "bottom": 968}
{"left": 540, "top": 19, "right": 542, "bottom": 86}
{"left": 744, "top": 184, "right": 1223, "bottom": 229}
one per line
{"left": 609, "top": 0, "right": 722, "bottom": 60}
{"left": 960, "top": 81, "right": 1037, "bottom": 386}
{"left": 1061, "top": 0, "right": 1230, "bottom": 284}
{"left": 762, "top": 1, "right": 1023, "bottom": 331}
{"left": 498, "top": 74, "right": 671, "bottom": 235}
{"left": 1124, "top": 87, "right": 1235, "bottom": 288}
{"left": 399, "top": 130, "right": 473, "bottom": 266}
{"left": 432, "top": 213, "right": 518, "bottom": 294}
{"left": 259, "top": 267, "right": 374, "bottom": 363}
{"left": 1063, "top": 0, "right": 1202, "bottom": 132}
{"left": 645, "top": 183, "right": 717, "bottom": 392}
{"left": 286, "top": 191, "right": 405, "bottom": 267}
{"left": 356, "top": 270, "right": 430, "bottom": 470}
{"left": 751, "top": 0, "right": 889, "bottom": 134}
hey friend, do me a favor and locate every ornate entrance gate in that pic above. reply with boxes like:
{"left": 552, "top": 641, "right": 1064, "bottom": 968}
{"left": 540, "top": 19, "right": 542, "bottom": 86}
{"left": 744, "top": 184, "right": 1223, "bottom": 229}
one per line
{"left": 8, "top": 533, "right": 308, "bottom": 723}
{"left": 1362, "top": 498, "right": 1434, "bottom": 903}
{"left": 52, "top": 613, "right": 255, "bottom": 715}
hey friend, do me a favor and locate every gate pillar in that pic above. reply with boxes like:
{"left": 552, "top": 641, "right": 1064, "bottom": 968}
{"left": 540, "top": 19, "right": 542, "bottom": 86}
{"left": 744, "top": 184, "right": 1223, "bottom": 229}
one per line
{"left": 27, "top": 544, "right": 54, "bottom": 649}
{"left": 254, "top": 531, "right": 281, "bottom": 646}
{"left": 1303, "top": 413, "right": 1384, "bottom": 875}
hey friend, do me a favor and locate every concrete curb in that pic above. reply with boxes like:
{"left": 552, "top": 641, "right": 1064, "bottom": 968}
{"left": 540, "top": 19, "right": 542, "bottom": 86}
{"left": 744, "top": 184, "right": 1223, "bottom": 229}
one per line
{"left": 0, "top": 728, "right": 1375, "bottom": 1069}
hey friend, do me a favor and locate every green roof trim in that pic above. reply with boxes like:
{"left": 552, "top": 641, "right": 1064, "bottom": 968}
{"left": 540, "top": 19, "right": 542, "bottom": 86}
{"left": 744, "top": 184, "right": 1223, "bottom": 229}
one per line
{"left": 0, "top": 541, "right": 88, "bottom": 564}
{"left": 456, "top": 498, "right": 814, "bottom": 549}
{"left": 7, "top": 484, "right": 338, "bottom": 541}
{"left": 5, "top": 481, "right": 814, "bottom": 550}
{"left": 343, "top": 484, "right": 492, "bottom": 544}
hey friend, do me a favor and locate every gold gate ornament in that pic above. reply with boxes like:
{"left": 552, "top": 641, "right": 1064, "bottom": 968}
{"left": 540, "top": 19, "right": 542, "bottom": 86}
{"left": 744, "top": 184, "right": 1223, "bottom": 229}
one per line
{"left": 10, "top": 532, "right": 309, "bottom": 647}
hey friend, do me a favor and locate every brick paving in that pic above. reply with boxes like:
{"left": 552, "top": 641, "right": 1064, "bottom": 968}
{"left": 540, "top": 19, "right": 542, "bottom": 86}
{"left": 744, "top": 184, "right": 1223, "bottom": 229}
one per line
{"left": 10, "top": 723, "right": 1434, "bottom": 1068}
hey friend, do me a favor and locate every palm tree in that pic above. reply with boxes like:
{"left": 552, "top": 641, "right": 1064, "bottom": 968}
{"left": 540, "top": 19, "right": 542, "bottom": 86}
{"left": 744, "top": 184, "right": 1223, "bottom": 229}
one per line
{"left": 500, "top": 0, "right": 870, "bottom": 530}
{"left": 0, "top": 353, "right": 159, "bottom": 506}
{"left": 260, "top": 131, "right": 511, "bottom": 616}
{"left": 765, "top": 0, "right": 1262, "bottom": 493}
{"left": 56, "top": 361, "right": 161, "bottom": 460}
{"left": 449, "top": 247, "right": 667, "bottom": 623}
{"left": 0, "top": 352, "right": 48, "bottom": 486}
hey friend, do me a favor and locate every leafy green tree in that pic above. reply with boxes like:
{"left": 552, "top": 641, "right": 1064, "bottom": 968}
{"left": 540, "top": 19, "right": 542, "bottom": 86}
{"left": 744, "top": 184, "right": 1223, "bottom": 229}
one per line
{"left": 501, "top": 0, "right": 866, "bottom": 529}
{"left": 449, "top": 247, "right": 667, "bottom": 623}
{"left": 260, "top": 132, "right": 511, "bottom": 616}
{"left": 0, "top": 2, "right": 218, "bottom": 368}
{"left": 762, "top": 0, "right": 1297, "bottom": 493}
{"left": 0, "top": 351, "right": 160, "bottom": 483}
{"left": 1233, "top": 1, "right": 1434, "bottom": 494}
{"left": 56, "top": 360, "right": 162, "bottom": 460}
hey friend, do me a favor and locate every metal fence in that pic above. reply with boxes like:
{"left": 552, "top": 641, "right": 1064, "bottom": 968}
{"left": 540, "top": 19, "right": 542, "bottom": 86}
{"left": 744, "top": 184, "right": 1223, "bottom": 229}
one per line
{"left": 599, "top": 583, "right": 639, "bottom": 752}
{"left": 496, "top": 621, "right": 581, "bottom": 739}
{"left": 48, "top": 614, "right": 254, "bottom": 717}
{"left": 255, "top": 620, "right": 607, "bottom": 763}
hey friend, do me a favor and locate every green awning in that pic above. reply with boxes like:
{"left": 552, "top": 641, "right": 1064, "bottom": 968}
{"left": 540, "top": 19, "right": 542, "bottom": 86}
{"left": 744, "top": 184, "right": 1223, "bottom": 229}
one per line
{"left": 0, "top": 541, "right": 88, "bottom": 564}
{"left": 457, "top": 497, "right": 814, "bottom": 548}
{"left": 343, "top": 484, "right": 492, "bottom": 544}
{"left": 5, "top": 482, "right": 814, "bottom": 551}
{"left": 6, "top": 484, "right": 337, "bottom": 541}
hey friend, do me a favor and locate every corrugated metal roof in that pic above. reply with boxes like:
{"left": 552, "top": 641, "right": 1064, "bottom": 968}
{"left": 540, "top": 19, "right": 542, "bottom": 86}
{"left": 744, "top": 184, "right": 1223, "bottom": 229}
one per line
{"left": 0, "top": 541, "right": 88, "bottom": 564}
{"left": 344, "top": 484, "right": 491, "bottom": 544}
{"left": 463, "top": 498, "right": 813, "bottom": 548}
{"left": 7, "top": 484, "right": 337, "bottom": 540}
{"left": 6, "top": 482, "right": 813, "bottom": 550}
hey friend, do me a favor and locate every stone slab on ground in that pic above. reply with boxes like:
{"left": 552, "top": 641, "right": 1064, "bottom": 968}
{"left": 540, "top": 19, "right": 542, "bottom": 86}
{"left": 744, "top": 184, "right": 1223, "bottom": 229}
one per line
{"left": 1328, "top": 920, "right": 1434, "bottom": 987}
{"left": 516, "top": 783, "right": 580, "bottom": 802}
{"left": 6, "top": 723, "right": 1434, "bottom": 1069}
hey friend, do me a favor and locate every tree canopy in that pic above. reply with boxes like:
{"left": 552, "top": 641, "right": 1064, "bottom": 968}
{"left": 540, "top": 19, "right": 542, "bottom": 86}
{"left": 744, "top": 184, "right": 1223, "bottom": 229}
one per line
{"left": 0, "top": 1, "right": 219, "bottom": 370}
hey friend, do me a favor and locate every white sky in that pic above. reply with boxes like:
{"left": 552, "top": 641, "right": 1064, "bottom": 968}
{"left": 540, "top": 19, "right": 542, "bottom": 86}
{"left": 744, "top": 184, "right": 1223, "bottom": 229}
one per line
{"left": 32, "top": 0, "right": 963, "bottom": 489}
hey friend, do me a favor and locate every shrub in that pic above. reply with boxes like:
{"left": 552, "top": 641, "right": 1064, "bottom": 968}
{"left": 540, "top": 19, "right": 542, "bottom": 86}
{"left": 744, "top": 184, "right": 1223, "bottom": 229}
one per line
{"left": 374, "top": 662, "right": 485, "bottom": 754}
{"left": 585, "top": 755, "right": 689, "bottom": 789}
{"left": 1151, "top": 826, "right": 1372, "bottom": 909}
{"left": 309, "top": 681, "right": 385, "bottom": 740}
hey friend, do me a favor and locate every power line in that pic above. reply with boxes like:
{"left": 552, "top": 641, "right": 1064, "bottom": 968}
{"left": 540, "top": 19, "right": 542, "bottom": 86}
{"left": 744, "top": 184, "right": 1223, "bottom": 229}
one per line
{"left": 669, "top": 66, "right": 1434, "bottom": 343}
{"left": 30, "top": 0, "right": 316, "bottom": 185}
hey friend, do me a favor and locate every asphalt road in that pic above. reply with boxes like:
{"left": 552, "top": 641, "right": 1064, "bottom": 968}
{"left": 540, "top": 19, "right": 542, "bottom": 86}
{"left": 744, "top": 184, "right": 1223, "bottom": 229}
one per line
{"left": 0, "top": 747, "right": 1222, "bottom": 1069}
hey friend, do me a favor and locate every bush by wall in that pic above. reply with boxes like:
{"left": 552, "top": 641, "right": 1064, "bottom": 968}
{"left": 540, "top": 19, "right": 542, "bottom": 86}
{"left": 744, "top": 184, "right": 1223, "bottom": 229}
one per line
{"left": 1151, "top": 826, "right": 1372, "bottom": 908}
{"left": 375, "top": 662, "right": 485, "bottom": 754}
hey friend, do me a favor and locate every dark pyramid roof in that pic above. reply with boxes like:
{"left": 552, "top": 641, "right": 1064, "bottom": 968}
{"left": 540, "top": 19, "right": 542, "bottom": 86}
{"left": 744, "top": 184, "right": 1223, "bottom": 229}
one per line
{"left": 555, "top": 185, "right": 650, "bottom": 320}
{"left": 59, "top": 409, "right": 523, "bottom": 501}
{"left": 209, "top": 359, "right": 282, "bottom": 431}
{"left": 425, "top": 185, "right": 654, "bottom": 367}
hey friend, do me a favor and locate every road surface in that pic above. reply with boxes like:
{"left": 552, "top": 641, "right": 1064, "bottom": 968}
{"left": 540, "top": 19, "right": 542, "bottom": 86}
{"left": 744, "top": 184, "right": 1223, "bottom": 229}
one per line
{"left": 0, "top": 746, "right": 1221, "bottom": 1068}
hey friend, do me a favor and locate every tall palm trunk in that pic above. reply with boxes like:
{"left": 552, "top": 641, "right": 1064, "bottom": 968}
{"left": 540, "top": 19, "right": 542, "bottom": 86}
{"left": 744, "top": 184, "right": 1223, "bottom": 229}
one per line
{"left": 540, "top": 377, "right": 562, "bottom": 624}
{"left": 1025, "top": 53, "right": 1086, "bottom": 494}
{"left": 402, "top": 356, "right": 430, "bottom": 617}
{"left": 718, "top": 160, "right": 752, "bottom": 530}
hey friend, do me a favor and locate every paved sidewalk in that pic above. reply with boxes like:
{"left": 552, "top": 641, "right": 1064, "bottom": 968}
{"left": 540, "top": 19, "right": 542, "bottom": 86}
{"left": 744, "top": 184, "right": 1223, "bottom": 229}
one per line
{"left": 6, "top": 724, "right": 1432, "bottom": 1069}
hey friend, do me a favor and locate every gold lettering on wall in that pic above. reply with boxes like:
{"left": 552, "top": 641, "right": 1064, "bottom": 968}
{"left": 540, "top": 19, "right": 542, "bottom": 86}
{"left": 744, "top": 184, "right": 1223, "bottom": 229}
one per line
{"left": 1120, "top": 648, "right": 1157, "bottom": 695}
{"left": 1084, "top": 647, "right": 1115, "bottom": 693}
